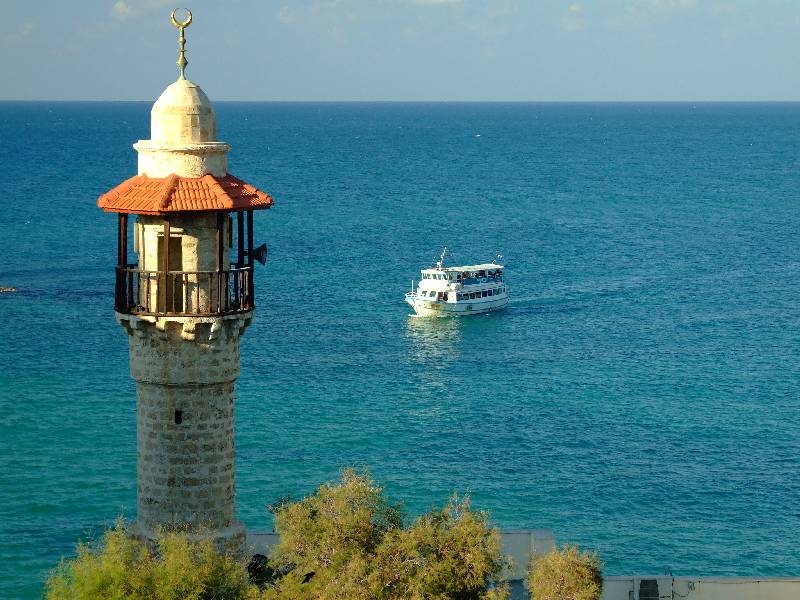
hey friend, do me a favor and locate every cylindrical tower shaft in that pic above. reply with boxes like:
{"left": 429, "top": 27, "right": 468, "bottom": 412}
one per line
{"left": 123, "top": 315, "right": 248, "bottom": 551}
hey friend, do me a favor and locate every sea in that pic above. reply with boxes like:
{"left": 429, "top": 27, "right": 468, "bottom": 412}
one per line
{"left": 1, "top": 101, "right": 799, "bottom": 598}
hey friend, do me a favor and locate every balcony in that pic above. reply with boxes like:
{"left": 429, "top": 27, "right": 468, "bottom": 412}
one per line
{"left": 115, "top": 264, "right": 253, "bottom": 316}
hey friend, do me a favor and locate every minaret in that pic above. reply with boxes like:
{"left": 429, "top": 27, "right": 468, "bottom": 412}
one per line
{"left": 97, "top": 10, "right": 272, "bottom": 553}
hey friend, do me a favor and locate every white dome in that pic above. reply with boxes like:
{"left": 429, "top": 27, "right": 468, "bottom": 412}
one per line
{"left": 150, "top": 79, "right": 216, "bottom": 143}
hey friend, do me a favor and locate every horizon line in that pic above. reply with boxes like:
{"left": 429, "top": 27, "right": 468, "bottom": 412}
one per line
{"left": 2, "top": 99, "right": 800, "bottom": 104}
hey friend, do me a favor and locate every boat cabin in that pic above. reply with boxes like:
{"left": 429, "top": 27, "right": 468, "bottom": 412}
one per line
{"left": 419, "top": 264, "right": 504, "bottom": 286}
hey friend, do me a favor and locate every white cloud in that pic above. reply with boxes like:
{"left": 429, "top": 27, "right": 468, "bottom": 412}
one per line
{"left": 277, "top": 6, "right": 296, "bottom": 25}
{"left": 653, "top": 0, "right": 697, "bottom": 8}
{"left": 3, "top": 21, "right": 35, "bottom": 45}
{"left": 604, "top": 0, "right": 699, "bottom": 28}
{"left": 412, "top": 0, "right": 463, "bottom": 5}
{"left": 111, "top": 1, "right": 136, "bottom": 21}
{"left": 561, "top": 3, "right": 588, "bottom": 32}
{"left": 110, "top": 0, "right": 173, "bottom": 22}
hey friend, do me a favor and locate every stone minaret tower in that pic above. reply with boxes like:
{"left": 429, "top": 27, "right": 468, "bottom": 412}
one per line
{"left": 97, "top": 10, "right": 272, "bottom": 553}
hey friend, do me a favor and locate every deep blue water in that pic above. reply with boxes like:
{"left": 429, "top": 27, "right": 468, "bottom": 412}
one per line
{"left": 1, "top": 101, "right": 799, "bottom": 598}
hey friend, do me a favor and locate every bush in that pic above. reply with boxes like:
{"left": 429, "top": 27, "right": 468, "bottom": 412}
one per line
{"left": 526, "top": 544, "right": 602, "bottom": 600}
{"left": 45, "top": 520, "right": 252, "bottom": 600}
{"left": 46, "top": 471, "right": 510, "bottom": 600}
{"left": 260, "top": 469, "right": 402, "bottom": 600}
{"left": 262, "top": 469, "right": 509, "bottom": 600}
{"left": 367, "top": 494, "right": 509, "bottom": 600}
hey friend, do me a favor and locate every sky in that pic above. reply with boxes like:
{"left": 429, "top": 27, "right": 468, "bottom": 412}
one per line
{"left": 1, "top": 0, "right": 800, "bottom": 101}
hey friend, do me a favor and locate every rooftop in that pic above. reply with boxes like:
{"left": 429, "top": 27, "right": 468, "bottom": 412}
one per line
{"left": 97, "top": 173, "right": 273, "bottom": 215}
{"left": 421, "top": 263, "right": 504, "bottom": 273}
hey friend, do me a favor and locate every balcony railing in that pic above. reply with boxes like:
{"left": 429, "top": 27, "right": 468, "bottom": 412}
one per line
{"left": 115, "top": 264, "right": 254, "bottom": 316}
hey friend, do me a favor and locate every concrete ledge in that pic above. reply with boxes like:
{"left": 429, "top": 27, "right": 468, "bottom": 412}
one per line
{"left": 602, "top": 576, "right": 800, "bottom": 600}
{"left": 247, "top": 528, "right": 556, "bottom": 581}
{"left": 246, "top": 531, "right": 800, "bottom": 600}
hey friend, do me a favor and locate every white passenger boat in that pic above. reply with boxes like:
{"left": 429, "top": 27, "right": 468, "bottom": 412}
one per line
{"left": 405, "top": 248, "right": 508, "bottom": 317}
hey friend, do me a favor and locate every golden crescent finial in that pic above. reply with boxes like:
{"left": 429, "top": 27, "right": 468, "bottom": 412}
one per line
{"left": 171, "top": 8, "right": 192, "bottom": 29}
{"left": 170, "top": 8, "right": 192, "bottom": 80}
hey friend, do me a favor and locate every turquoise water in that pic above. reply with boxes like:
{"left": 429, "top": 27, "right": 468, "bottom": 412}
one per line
{"left": 1, "top": 101, "right": 799, "bottom": 598}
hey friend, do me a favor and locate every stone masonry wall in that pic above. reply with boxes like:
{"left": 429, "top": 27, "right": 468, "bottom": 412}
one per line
{"left": 127, "top": 316, "right": 242, "bottom": 384}
{"left": 121, "top": 314, "right": 249, "bottom": 551}
{"left": 136, "top": 380, "right": 235, "bottom": 531}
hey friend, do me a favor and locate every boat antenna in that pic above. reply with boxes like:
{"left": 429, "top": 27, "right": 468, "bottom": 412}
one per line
{"left": 436, "top": 246, "right": 448, "bottom": 269}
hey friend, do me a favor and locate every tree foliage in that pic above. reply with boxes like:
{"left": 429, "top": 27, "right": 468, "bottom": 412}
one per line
{"left": 45, "top": 520, "right": 252, "bottom": 600}
{"left": 526, "top": 544, "right": 603, "bottom": 600}
{"left": 366, "top": 494, "right": 509, "bottom": 600}
{"left": 262, "top": 470, "right": 509, "bottom": 600}
{"left": 46, "top": 470, "right": 516, "bottom": 600}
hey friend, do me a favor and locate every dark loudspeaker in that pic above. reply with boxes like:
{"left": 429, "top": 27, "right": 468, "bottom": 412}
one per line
{"left": 251, "top": 243, "right": 268, "bottom": 265}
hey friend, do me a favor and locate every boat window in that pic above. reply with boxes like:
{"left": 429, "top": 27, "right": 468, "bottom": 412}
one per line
{"left": 488, "top": 289, "right": 493, "bottom": 296}
{"left": 481, "top": 290, "right": 487, "bottom": 297}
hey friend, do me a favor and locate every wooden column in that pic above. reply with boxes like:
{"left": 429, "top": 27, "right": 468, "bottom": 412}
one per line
{"left": 162, "top": 217, "right": 171, "bottom": 272}
{"left": 246, "top": 211, "right": 254, "bottom": 267}
{"left": 116, "top": 213, "right": 128, "bottom": 310}
{"left": 235, "top": 211, "right": 244, "bottom": 309}
{"left": 216, "top": 212, "right": 225, "bottom": 312}
{"left": 237, "top": 211, "right": 244, "bottom": 268}
{"left": 118, "top": 213, "right": 128, "bottom": 267}
{"left": 246, "top": 211, "right": 254, "bottom": 308}
{"left": 161, "top": 217, "right": 170, "bottom": 313}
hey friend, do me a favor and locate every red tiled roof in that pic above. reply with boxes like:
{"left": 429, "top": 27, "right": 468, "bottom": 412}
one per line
{"left": 97, "top": 173, "right": 273, "bottom": 215}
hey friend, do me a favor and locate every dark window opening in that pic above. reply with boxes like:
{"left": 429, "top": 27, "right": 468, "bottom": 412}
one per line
{"left": 174, "top": 410, "right": 183, "bottom": 425}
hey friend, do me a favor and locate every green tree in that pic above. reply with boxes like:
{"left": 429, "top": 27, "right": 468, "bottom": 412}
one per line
{"left": 46, "top": 470, "right": 511, "bottom": 600}
{"left": 264, "top": 470, "right": 509, "bottom": 600}
{"left": 367, "top": 494, "right": 509, "bottom": 600}
{"left": 45, "top": 521, "right": 252, "bottom": 600}
{"left": 526, "top": 544, "right": 602, "bottom": 600}
{"left": 264, "top": 469, "right": 403, "bottom": 599}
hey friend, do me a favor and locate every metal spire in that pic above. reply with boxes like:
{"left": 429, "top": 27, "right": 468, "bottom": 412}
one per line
{"left": 170, "top": 8, "right": 193, "bottom": 80}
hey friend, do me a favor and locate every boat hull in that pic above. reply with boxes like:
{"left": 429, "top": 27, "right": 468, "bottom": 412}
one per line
{"left": 405, "top": 295, "right": 508, "bottom": 317}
